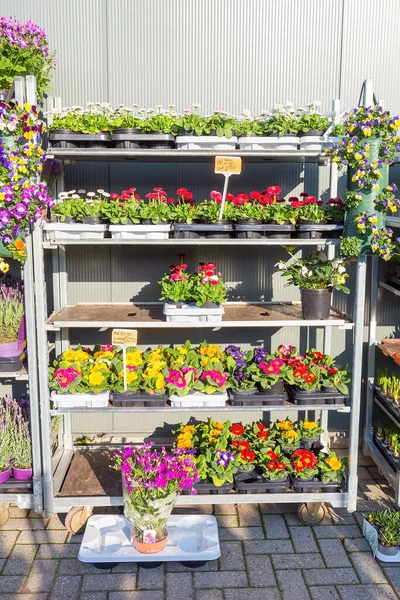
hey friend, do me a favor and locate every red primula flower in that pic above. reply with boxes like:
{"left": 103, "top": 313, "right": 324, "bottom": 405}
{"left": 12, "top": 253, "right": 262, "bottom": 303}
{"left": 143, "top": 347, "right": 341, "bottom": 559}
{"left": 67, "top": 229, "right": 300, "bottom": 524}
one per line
{"left": 232, "top": 440, "right": 250, "bottom": 451}
{"left": 328, "top": 367, "right": 338, "bottom": 375}
{"left": 266, "top": 461, "right": 277, "bottom": 470}
{"left": 230, "top": 423, "right": 245, "bottom": 436}
{"left": 303, "top": 373, "right": 316, "bottom": 384}
{"left": 277, "top": 462, "right": 287, "bottom": 470}
{"left": 257, "top": 423, "right": 268, "bottom": 431}
{"left": 257, "top": 430, "right": 269, "bottom": 440}
{"left": 240, "top": 449, "right": 256, "bottom": 462}
{"left": 266, "top": 450, "right": 278, "bottom": 461}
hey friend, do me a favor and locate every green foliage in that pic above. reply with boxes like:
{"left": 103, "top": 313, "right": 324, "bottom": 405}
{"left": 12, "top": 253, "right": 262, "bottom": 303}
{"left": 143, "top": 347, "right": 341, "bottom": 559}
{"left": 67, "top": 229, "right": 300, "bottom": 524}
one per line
{"left": 340, "top": 236, "right": 362, "bottom": 258}
{"left": 278, "top": 250, "right": 350, "bottom": 293}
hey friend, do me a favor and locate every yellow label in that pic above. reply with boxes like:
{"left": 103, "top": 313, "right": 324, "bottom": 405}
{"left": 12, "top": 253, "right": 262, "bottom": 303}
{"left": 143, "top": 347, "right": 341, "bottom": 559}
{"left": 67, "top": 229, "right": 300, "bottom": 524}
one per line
{"left": 112, "top": 329, "right": 138, "bottom": 346}
{"left": 214, "top": 156, "right": 242, "bottom": 174}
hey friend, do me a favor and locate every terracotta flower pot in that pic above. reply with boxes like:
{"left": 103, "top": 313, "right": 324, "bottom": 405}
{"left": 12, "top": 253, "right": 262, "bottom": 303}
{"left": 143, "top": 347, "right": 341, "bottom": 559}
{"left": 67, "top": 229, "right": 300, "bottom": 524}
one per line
{"left": 133, "top": 534, "right": 168, "bottom": 554}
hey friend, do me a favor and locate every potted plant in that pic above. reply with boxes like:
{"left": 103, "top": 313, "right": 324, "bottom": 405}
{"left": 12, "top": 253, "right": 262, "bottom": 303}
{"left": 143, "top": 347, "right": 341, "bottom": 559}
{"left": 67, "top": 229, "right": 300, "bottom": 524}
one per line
{"left": 378, "top": 527, "right": 400, "bottom": 557}
{"left": 138, "top": 188, "right": 172, "bottom": 237}
{"left": 289, "top": 359, "right": 321, "bottom": 399}
{"left": 320, "top": 364, "right": 350, "bottom": 399}
{"left": 48, "top": 103, "right": 113, "bottom": 148}
{"left": 139, "top": 106, "right": 176, "bottom": 148}
{"left": 104, "top": 189, "right": 146, "bottom": 238}
{"left": 225, "top": 345, "right": 258, "bottom": 404}
{"left": 110, "top": 105, "right": 143, "bottom": 148}
{"left": 0, "top": 16, "right": 56, "bottom": 103}
{"left": 317, "top": 452, "right": 346, "bottom": 489}
{"left": 160, "top": 261, "right": 226, "bottom": 323}
{"left": 193, "top": 447, "right": 238, "bottom": 493}
{"left": 298, "top": 420, "right": 323, "bottom": 450}
{"left": 278, "top": 250, "right": 350, "bottom": 320}
{"left": 0, "top": 396, "right": 13, "bottom": 483}
{"left": 0, "top": 277, "right": 25, "bottom": 369}
{"left": 112, "top": 444, "right": 198, "bottom": 553}
{"left": 11, "top": 406, "right": 32, "bottom": 480}
{"left": 47, "top": 191, "right": 108, "bottom": 240}
{"left": 298, "top": 102, "right": 331, "bottom": 150}
{"left": 247, "top": 353, "right": 294, "bottom": 396}
{"left": 289, "top": 195, "right": 328, "bottom": 238}
{"left": 290, "top": 449, "right": 319, "bottom": 487}
{"left": 258, "top": 446, "right": 292, "bottom": 491}
{"left": 254, "top": 103, "right": 300, "bottom": 150}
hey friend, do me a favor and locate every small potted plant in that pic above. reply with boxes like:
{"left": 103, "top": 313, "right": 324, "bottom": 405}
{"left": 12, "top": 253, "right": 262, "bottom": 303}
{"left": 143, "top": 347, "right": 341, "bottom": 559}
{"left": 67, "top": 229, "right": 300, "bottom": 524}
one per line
{"left": 0, "top": 276, "right": 25, "bottom": 370}
{"left": 139, "top": 105, "right": 176, "bottom": 148}
{"left": 298, "top": 420, "right": 323, "bottom": 450}
{"left": 48, "top": 190, "right": 108, "bottom": 239}
{"left": 298, "top": 102, "right": 331, "bottom": 151}
{"left": 250, "top": 103, "right": 300, "bottom": 150}
{"left": 176, "top": 104, "right": 238, "bottom": 149}
{"left": 290, "top": 195, "right": 329, "bottom": 238}
{"left": 378, "top": 527, "right": 400, "bottom": 557}
{"left": 317, "top": 452, "right": 346, "bottom": 490}
{"left": 48, "top": 104, "right": 113, "bottom": 148}
{"left": 278, "top": 250, "right": 350, "bottom": 320}
{"left": 11, "top": 408, "right": 32, "bottom": 481}
{"left": 248, "top": 353, "right": 294, "bottom": 397}
{"left": 258, "top": 446, "right": 292, "bottom": 492}
{"left": 193, "top": 447, "right": 238, "bottom": 493}
{"left": 113, "top": 444, "right": 198, "bottom": 553}
{"left": 290, "top": 449, "right": 319, "bottom": 490}
{"left": 225, "top": 345, "right": 258, "bottom": 404}
{"left": 0, "top": 396, "right": 13, "bottom": 483}
{"left": 320, "top": 364, "right": 350, "bottom": 401}
{"left": 110, "top": 105, "right": 143, "bottom": 148}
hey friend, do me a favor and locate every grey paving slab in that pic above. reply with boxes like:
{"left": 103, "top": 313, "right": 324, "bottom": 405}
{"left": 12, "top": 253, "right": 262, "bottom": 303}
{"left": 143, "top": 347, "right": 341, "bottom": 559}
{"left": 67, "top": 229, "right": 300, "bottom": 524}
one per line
{"left": 194, "top": 571, "right": 248, "bottom": 588}
{"left": 167, "top": 560, "right": 218, "bottom": 572}
{"left": 0, "top": 574, "right": 26, "bottom": 593}
{"left": 219, "top": 541, "right": 245, "bottom": 571}
{"left": 225, "top": 589, "right": 281, "bottom": 600}
{"left": 303, "top": 568, "right": 359, "bottom": 586}
{"left": 350, "top": 552, "right": 388, "bottom": 583}
{"left": 214, "top": 504, "right": 238, "bottom": 514}
{"left": 109, "top": 593, "right": 164, "bottom": 600}
{"left": 327, "top": 508, "right": 356, "bottom": 525}
{"left": 137, "top": 565, "right": 164, "bottom": 589}
{"left": 313, "top": 525, "right": 362, "bottom": 539}
{"left": 9, "top": 507, "right": 30, "bottom": 518}
{"left": 0, "top": 558, "right": 5, "bottom": 571}
{"left": 272, "top": 552, "right": 324, "bottom": 570}
{"left": 166, "top": 572, "right": 193, "bottom": 600}
{"left": 49, "top": 575, "right": 82, "bottom": 599}
{"left": 246, "top": 554, "right": 277, "bottom": 587}
{"left": 0, "top": 530, "right": 20, "bottom": 558}
{"left": 309, "top": 586, "right": 339, "bottom": 600}
{"left": 219, "top": 527, "right": 265, "bottom": 541}
{"left": 244, "top": 539, "right": 294, "bottom": 554}
{"left": 36, "top": 543, "right": 79, "bottom": 558}
{"left": 237, "top": 504, "right": 262, "bottom": 527}
{"left": 79, "top": 593, "right": 108, "bottom": 600}
{"left": 275, "top": 569, "right": 310, "bottom": 600}
{"left": 1, "top": 518, "right": 47, "bottom": 530}
{"left": 263, "top": 515, "right": 289, "bottom": 539}
{"left": 259, "top": 504, "right": 297, "bottom": 514}
{"left": 215, "top": 515, "right": 239, "bottom": 528}
{"left": 318, "top": 539, "right": 352, "bottom": 567}
{"left": 17, "top": 530, "right": 69, "bottom": 544}
{"left": 337, "top": 584, "right": 397, "bottom": 600}
{"left": 2, "top": 544, "right": 38, "bottom": 575}
{"left": 289, "top": 526, "right": 319, "bottom": 553}
{"left": 82, "top": 573, "right": 137, "bottom": 591}
{"left": 58, "top": 558, "right": 112, "bottom": 575}
{"left": 22, "top": 559, "right": 58, "bottom": 592}
{"left": 196, "top": 591, "right": 224, "bottom": 600}
{"left": 382, "top": 566, "right": 400, "bottom": 594}
{"left": 343, "top": 537, "right": 371, "bottom": 552}
{"left": 2, "top": 595, "right": 47, "bottom": 600}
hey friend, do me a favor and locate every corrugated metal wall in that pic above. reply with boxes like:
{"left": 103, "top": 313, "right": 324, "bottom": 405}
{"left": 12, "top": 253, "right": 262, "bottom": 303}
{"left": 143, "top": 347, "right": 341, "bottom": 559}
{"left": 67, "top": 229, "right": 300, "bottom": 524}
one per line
{"left": 3, "top": 0, "right": 400, "bottom": 435}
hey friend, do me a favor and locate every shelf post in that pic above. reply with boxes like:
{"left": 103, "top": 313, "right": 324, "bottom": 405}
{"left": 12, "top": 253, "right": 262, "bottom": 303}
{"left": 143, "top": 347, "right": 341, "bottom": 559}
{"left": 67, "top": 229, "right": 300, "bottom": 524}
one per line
{"left": 347, "top": 255, "right": 367, "bottom": 512}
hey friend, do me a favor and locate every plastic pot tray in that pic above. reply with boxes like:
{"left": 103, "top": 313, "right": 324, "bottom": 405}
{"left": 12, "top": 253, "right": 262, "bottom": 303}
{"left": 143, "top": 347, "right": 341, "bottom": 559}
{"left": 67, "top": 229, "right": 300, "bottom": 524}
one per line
{"left": 163, "top": 301, "right": 224, "bottom": 323}
{"left": 0, "top": 355, "right": 23, "bottom": 372}
{"left": 233, "top": 223, "right": 295, "bottom": 239}
{"left": 171, "top": 223, "right": 233, "bottom": 239}
{"left": 51, "top": 390, "right": 110, "bottom": 408}
{"left": 288, "top": 386, "right": 348, "bottom": 405}
{"left": 296, "top": 224, "right": 343, "bottom": 239}
{"left": 110, "top": 392, "right": 167, "bottom": 408}
{"left": 109, "top": 224, "right": 170, "bottom": 239}
{"left": 176, "top": 136, "right": 237, "bottom": 150}
{"left": 234, "top": 473, "right": 290, "bottom": 494}
{"left": 291, "top": 475, "right": 344, "bottom": 493}
{"left": 229, "top": 390, "right": 287, "bottom": 406}
{"left": 182, "top": 480, "right": 234, "bottom": 495}
{"left": 45, "top": 223, "right": 107, "bottom": 240}
{"left": 112, "top": 133, "right": 175, "bottom": 148}
{"left": 78, "top": 514, "right": 220, "bottom": 564}
{"left": 169, "top": 391, "right": 228, "bottom": 408}
{"left": 238, "top": 136, "right": 299, "bottom": 150}
{"left": 49, "top": 132, "right": 111, "bottom": 148}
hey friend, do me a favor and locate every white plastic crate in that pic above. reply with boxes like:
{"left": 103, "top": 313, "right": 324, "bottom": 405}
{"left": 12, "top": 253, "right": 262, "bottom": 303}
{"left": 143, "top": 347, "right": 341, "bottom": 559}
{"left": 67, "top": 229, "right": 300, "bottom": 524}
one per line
{"left": 109, "top": 224, "right": 170, "bottom": 239}
{"left": 51, "top": 390, "right": 110, "bottom": 408}
{"left": 238, "top": 136, "right": 299, "bottom": 150}
{"left": 163, "top": 301, "right": 224, "bottom": 323}
{"left": 78, "top": 514, "right": 220, "bottom": 564}
{"left": 169, "top": 391, "right": 228, "bottom": 408}
{"left": 176, "top": 136, "right": 237, "bottom": 150}
{"left": 45, "top": 223, "right": 107, "bottom": 240}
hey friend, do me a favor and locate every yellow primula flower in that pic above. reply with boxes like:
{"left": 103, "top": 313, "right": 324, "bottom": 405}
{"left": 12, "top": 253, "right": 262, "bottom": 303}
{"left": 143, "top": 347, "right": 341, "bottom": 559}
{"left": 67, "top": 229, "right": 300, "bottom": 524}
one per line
{"left": 91, "top": 362, "right": 110, "bottom": 373}
{"left": 126, "top": 371, "right": 138, "bottom": 384}
{"left": 302, "top": 421, "right": 318, "bottom": 430}
{"left": 183, "top": 425, "right": 195, "bottom": 433}
{"left": 277, "top": 420, "right": 293, "bottom": 430}
{"left": 283, "top": 429, "right": 299, "bottom": 439}
{"left": 0, "top": 261, "right": 9, "bottom": 274}
{"left": 126, "top": 350, "right": 143, "bottom": 367}
{"left": 155, "top": 375, "right": 164, "bottom": 390}
{"left": 88, "top": 371, "right": 104, "bottom": 386}
{"left": 177, "top": 346, "right": 188, "bottom": 355}
{"left": 325, "top": 456, "right": 342, "bottom": 471}
{"left": 214, "top": 421, "right": 223, "bottom": 430}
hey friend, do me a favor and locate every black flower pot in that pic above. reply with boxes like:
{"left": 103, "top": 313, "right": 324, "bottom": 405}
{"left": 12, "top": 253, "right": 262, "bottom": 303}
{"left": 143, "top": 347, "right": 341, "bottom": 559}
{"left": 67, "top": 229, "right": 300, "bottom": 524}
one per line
{"left": 258, "top": 380, "right": 285, "bottom": 395}
{"left": 301, "top": 130, "right": 324, "bottom": 137}
{"left": 234, "top": 219, "right": 263, "bottom": 239}
{"left": 63, "top": 216, "right": 75, "bottom": 224}
{"left": 300, "top": 288, "right": 332, "bottom": 320}
{"left": 378, "top": 542, "right": 399, "bottom": 557}
{"left": 82, "top": 217, "right": 103, "bottom": 225}
{"left": 301, "top": 437, "right": 319, "bottom": 450}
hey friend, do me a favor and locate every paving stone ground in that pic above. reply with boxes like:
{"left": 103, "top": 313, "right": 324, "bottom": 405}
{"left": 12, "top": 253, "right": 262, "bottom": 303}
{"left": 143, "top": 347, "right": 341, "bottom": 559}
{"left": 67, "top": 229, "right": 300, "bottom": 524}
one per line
{"left": 1, "top": 458, "right": 399, "bottom": 600}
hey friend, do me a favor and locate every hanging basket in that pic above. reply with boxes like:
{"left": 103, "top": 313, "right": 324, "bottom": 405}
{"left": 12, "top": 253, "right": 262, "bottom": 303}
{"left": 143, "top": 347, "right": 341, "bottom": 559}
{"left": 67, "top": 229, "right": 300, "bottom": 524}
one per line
{"left": 0, "top": 242, "right": 12, "bottom": 259}
{"left": 343, "top": 136, "right": 387, "bottom": 254}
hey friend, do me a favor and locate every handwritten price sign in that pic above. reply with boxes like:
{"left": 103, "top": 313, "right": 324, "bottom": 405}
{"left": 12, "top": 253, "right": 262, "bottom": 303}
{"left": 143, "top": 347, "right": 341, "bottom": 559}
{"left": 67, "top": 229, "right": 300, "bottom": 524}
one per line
{"left": 112, "top": 329, "right": 138, "bottom": 346}
{"left": 214, "top": 156, "right": 242, "bottom": 174}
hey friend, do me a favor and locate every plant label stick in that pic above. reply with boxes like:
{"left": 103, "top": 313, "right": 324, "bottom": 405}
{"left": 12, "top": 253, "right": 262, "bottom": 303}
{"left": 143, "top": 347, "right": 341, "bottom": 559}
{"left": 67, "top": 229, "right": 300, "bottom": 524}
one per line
{"left": 112, "top": 329, "right": 138, "bottom": 391}
{"left": 215, "top": 156, "right": 242, "bottom": 220}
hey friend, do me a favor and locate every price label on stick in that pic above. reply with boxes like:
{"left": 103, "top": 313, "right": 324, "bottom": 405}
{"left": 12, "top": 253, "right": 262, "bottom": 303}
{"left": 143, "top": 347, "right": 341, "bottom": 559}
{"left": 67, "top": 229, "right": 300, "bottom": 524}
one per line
{"left": 214, "top": 156, "right": 242, "bottom": 220}
{"left": 112, "top": 329, "right": 138, "bottom": 391}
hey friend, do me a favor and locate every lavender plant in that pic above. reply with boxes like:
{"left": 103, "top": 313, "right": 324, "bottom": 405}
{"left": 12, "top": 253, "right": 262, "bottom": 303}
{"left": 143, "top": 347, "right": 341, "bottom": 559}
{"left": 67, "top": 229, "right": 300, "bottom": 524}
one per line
{"left": 0, "top": 278, "right": 24, "bottom": 343}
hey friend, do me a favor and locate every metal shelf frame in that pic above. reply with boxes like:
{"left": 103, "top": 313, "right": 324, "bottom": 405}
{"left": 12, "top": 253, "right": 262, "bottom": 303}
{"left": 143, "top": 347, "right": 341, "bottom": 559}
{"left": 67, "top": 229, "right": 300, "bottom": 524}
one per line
{"left": 32, "top": 95, "right": 365, "bottom": 518}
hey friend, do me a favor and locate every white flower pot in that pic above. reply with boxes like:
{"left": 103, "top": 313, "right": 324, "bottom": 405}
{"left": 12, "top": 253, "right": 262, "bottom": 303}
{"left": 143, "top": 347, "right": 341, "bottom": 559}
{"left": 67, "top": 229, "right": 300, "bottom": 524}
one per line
{"left": 51, "top": 390, "right": 110, "bottom": 408}
{"left": 238, "top": 136, "right": 299, "bottom": 151}
{"left": 163, "top": 301, "right": 224, "bottom": 323}
{"left": 109, "top": 224, "right": 170, "bottom": 239}
{"left": 169, "top": 391, "right": 228, "bottom": 408}
{"left": 176, "top": 136, "right": 237, "bottom": 150}
{"left": 45, "top": 223, "right": 107, "bottom": 240}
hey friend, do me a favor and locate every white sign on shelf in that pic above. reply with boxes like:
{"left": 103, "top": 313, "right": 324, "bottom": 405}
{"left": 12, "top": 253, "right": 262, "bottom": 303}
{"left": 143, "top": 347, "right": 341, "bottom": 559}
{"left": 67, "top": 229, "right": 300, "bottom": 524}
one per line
{"left": 112, "top": 329, "right": 138, "bottom": 391}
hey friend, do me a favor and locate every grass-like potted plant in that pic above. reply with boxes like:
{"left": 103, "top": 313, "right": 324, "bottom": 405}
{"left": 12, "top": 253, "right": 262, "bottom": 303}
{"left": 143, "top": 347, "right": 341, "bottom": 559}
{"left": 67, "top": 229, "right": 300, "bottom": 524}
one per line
{"left": 278, "top": 250, "right": 350, "bottom": 320}
{"left": 0, "top": 277, "right": 25, "bottom": 370}
{"left": 11, "top": 404, "right": 32, "bottom": 480}
{"left": 0, "top": 396, "right": 13, "bottom": 483}
{"left": 378, "top": 527, "right": 400, "bottom": 557}
{"left": 113, "top": 444, "right": 198, "bottom": 553}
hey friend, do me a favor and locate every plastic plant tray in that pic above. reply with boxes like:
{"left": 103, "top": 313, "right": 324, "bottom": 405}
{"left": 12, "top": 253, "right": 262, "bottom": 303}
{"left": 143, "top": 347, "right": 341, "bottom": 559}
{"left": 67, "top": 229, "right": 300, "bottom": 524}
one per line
{"left": 373, "top": 436, "right": 399, "bottom": 471}
{"left": 290, "top": 475, "right": 344, "bottom": 493}
{"left": 176, "top": 135, "right": 237, "bottom": 150}
{"left": 296, "top": 224, "right": 343, "bottom": 239}
{"left": 109, "top": 224, "right": 170, "bottom": 239}
{"left": 49, "top": 132, "right": 111, "bottom": 148}
{"left": 288, "top": 386, "right": 348, "bottom": 405}
{"left": 169, "top": 391, "right": 228, "bottom": 408}
{"left": 163, "top": 301, "right": 224, "bottom": 323}
{"left": 78, "top": 514, "right": 220, "bottom": 564}
{"left": 51, "top": 390, "right": 110, "bottom": 408}
{"left": 45, "top": 223, "right": 108, "bottom": 240}
{"left": 234, "top": 472, "right": 290, "bottom": 494}
{"left": 182, "top": 481, "right": 234, "bottom": 495}
{"left": 110, "top": 392, "right": 167, "bottom": 408}
{"left": 229, "top": 390, "right": 287, "bottom": 406}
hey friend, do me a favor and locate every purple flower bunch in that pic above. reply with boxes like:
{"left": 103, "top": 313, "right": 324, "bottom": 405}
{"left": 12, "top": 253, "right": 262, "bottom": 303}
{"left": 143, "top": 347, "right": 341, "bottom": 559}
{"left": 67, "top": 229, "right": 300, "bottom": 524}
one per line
{"left": 0, "top": 16, "right": 48, "bottom": 54}
{"left": 113, "top": 443, "right": 199, "bottom": 496}
{"left": 225, "top": 344, "right": 250, "bottom": 385}
{"left": 0, "top": 395, "right": 31, "bottom": 469}
{"left": 253, "top": 347, "right": 269, "bottom": 364}
{"left": 215, "top": 449, "right": 235, "bottom": 468}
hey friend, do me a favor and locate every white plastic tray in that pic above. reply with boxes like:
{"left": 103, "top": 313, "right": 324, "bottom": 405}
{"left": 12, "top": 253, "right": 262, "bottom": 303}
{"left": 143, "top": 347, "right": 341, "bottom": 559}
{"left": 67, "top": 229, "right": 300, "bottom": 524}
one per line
{"left": 45, "top": 223, "right": 108, "bottom": 240}
{"left": 109, "top": 224, "right": 170, "bottom": 239}
{"left": 51, "top": 390, "right": 110, "bottom": 408}
{"left": 163, "top": 301, "right": 224, "bottom": 323}
{"left": 176, "top": 136, "right": 237, "bottom": 150}
{"left": 78, "top": 514, "right": 220, "bottom": 563}
{"left": 169, "top": 391, "right": 228, "bottom": 407}
{"left": 238, "top": 136, "right": 299, "bottom": 150}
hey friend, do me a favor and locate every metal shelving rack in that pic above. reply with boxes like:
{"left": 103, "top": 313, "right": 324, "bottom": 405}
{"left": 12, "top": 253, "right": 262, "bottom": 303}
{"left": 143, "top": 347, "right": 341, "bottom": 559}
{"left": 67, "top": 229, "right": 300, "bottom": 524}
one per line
{"left": 0, "top": 77, "right": 44, "bottom": 525}
{"left": 32, "top": 98, "right": 367, "bottom": 530}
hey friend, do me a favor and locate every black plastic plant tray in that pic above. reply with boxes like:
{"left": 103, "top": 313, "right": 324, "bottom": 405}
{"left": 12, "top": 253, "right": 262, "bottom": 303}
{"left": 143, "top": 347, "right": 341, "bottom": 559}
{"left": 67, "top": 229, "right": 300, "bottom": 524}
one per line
{"left": 288, "top": 386, "right": 348, "bottom": 405}
{"left": 233, "top": 223, "right": 294, "bottom": 240}
{"left": 182, "top": 480, "right": 234, "bottom": 495}
{"left": 296, "top": 224, "right": 343, "bottom": 240}
{"left": 0, "top": 478, "right": 32, "bottom": 491}
{"left": 374, "top": 436, "right": 399, "bottom": 471}
{"left": 229, "top": 390, "right": 288, "bottom": 406}
{"left": 110, "top": 392, "right": 167, "bottom": 407}
{"left": 49, "top": 132, "right": 111, "bottom": 148}
{"left": 171, "top": 223, "right": 233, "bottom": 239}
{"left": 0, "top": 355, "right": 23, "bottom": 372}
{"left": 291, "top": 476, "right": 344, "bottom": 493}
{"left": 112, "top": 133, "right": 175, "bottom": 149}
{"left": 374, "top": 387, "right": 400, "bottom": 412}
{"left": 234, "top": 473, "right": 290, "bottom": 494}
